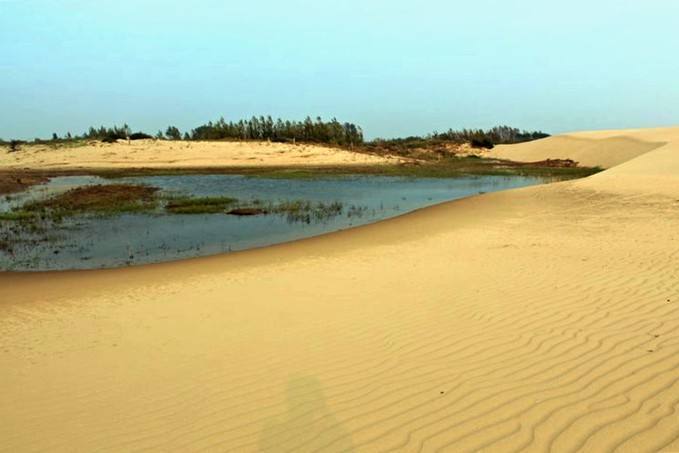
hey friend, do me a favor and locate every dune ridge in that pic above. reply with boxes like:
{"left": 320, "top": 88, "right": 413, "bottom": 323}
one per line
{"left": 1, "top": 127, "right": 679, "bottom": 452}
{"left": 489, "top": 128, "right": 670, "bottom": 169}
{"left": 0, "top": 139, "right": 399, "bottom": 170}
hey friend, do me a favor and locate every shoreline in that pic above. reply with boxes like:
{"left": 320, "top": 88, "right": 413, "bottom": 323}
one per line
{"left": 0, "top": 182, "right": 539, "bottom": 278}
{"left": 2, "top": 127, "right": 679, "bottom": 451}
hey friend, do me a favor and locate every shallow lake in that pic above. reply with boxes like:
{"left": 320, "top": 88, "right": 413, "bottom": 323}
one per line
{"left": 1, "top": 174, "right": 549, "bottom": 271}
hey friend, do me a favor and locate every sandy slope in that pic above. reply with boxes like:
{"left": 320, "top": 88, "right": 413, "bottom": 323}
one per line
{"left": 1, "top": 128, "right": 679, "bottom": 452}
{"left": 0, "top": 139, "right": 399, "bottom": 170}
{"left": 489, "top": 128, "right": 672, "bottom": 168}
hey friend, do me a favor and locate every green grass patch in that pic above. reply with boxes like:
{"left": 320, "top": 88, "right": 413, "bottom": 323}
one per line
{"left": 0, "top": 210, "right": 34, "bottom": 221}
{"left": 164, "top": 196, "right": 237, "bottom": 214}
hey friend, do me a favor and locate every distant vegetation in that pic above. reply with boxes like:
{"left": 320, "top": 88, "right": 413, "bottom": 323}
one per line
{"left": 187, "top": 116, "right": 364, "bottom": 146}
{"left": 434, "top": 126, "right": 549, "bottom": 146}
{"left": 8, "top": 140, "right": 23, "bottom": 152}
{"left": 368, "top": 126, "right": 549, "bottom": 155}
{"left": 84, "top": 124, "right": 133, "bottom": 143}
{"left": 0, "top": 118, "right": 548, "bottom": 151}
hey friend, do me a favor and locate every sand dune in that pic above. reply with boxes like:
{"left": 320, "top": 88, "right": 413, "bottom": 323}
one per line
{"left": 489, "top": 128, "right": 670, "bottom": 168}
{"left": 2, "top": 128, "right": 679, "bottom": 451}
{"left": 0, "top": 139, "right": 399, "bottom": 170}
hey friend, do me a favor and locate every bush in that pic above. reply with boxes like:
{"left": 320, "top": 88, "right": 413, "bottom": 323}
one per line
{"left": 470, "top": 137, "right": 495, "bottom": 149}
{"left": 8, "top": 140, "right": 23, "bottom": 152}
{"left": 129, "top": 132, "right": 153, "bottom": 140}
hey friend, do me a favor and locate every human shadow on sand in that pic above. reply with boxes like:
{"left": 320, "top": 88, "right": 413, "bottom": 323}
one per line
{"left": 259, "top": 376, "right": 354, "bottom": 452}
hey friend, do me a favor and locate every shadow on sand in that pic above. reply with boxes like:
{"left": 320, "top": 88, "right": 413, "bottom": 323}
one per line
{"left": 260, "top": 376, "right": 354, "bottom": 452}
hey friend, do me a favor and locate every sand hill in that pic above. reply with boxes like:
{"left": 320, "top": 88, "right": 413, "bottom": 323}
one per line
{"left": 1, "top": 127, "right": 679, "bottom": 452}
{"left": 0, "top": 139, "right": 400, "bottom": 170}
{"left": 489, "top": 128, "right": 670, "bottom": 169}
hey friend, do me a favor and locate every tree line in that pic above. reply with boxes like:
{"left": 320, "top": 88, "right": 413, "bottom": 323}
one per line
{"left": 433, "top": 126, "right": 549, "bottom": 148}
{"left": 2, "top": 119, "right": 548, "bottom": 151}
{"left": 187, "top": 116, "right": 364, "bottom": 146}
{"left": 372, "top": 125, "right": 550, "bottom": 150}
{"left": 77, "top": 116, "right": 364, "bottom": 146}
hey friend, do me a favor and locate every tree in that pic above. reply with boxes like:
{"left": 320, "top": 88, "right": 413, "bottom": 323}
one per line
{"left": 52, "top": 132, "right": 58, "bottom": 141}
{"left": 9, "top": 140, "right": 22, "bottom": 153}
{"left": 470, "top": 136, "right": 494, "bottom": 149}
{"left": 165, "top": 126, "right": 181, "bottom": 140}
{"left": 129, "top": 132, "right": 153, "bottom": 140}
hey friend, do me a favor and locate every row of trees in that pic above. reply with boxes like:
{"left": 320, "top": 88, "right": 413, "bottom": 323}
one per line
{"left": 48, "top": 116, "right": 364, "bottom": 146}
{"left": 186, "top": 116, "right": 364, "bottom": 146}
{"left": 4, "top": 121, "right": 547, "bottom": 150}
{"left": 372, "top": 125, "right": 549, "bottom": 150}
{"left": 432, "top": 126, "right": 549, "bottom": 147}
{"left": 83, "top": 124, "right": 133, "bottom": 142}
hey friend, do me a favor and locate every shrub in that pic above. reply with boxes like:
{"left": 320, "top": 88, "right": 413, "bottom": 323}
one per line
{"left": 470, "top": 136, "right": 495, "bottom": 149}
{"left": 129, "top": 132, "right": 153, "bottom": 140}
{"left": 8, "top": 140, "right": 23, "bottom": 153}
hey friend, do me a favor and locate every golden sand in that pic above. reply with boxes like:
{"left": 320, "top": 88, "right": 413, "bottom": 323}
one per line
{"left": 1, "top": 127, "right": 679, "bottom": 451}
{"left": 0, "top": 139, "right": 400, "bottom": 170}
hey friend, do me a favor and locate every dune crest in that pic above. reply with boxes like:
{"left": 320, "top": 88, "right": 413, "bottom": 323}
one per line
{"left": 1, "top": 127, "right": 679, "bottom": 451}
{"left": 490, "top": 130, "right": 668, "bottom": 169}
{"left": 0, "top": 139, "right": 400, "bottom": 170}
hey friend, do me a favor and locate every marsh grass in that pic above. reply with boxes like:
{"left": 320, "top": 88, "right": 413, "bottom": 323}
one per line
{"left": 21, "top": 184, "right": 159, "bottom": 219}
{"left": 164, "top": 196, "right": 237, "bottom": 214}
{"left": 0, "top": 173, "right": 50, "bottom": 195}
{"left": 161, "top": 194, "right": 345, "bottom": 222}
{"left": 267, "top": 200, "right": 344, "bottom": 223}
{"left": 77, "top": 156, "right": 602, "bottom": 182}
{"left": 237, "top": 161, "right": 602, "bottom": 180}
{"left": 0, "top": 210, "right": 34, "bottom": 221}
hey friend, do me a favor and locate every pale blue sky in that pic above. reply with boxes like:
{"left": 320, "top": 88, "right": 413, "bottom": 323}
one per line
{"left": 1, "top": 0, "right": 678, "bottom": 140}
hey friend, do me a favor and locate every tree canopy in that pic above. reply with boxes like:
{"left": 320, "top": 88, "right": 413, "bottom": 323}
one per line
{"left": 188, "top": 116, "right": 364, "bottom": 146}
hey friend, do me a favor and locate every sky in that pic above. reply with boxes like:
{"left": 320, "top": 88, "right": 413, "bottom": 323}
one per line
{"left": 1, "top": 0, "right": 679, "bottom": 140}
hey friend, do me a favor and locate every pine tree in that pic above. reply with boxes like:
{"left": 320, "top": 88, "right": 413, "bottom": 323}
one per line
{"left": 165, "top": 126, "right": 181, "bottom": 140}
